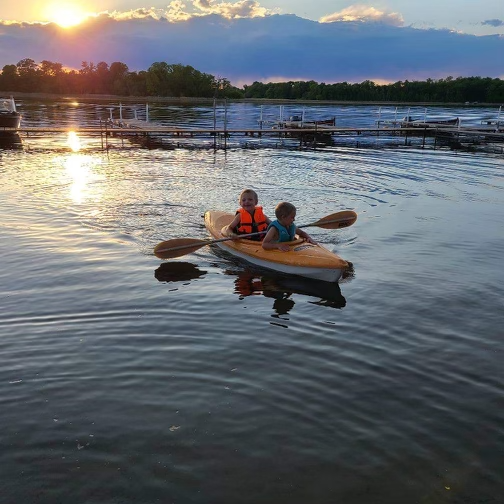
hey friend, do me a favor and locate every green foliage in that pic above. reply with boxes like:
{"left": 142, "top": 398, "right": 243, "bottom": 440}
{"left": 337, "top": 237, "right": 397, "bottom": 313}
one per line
{"left": 243, "top": 77, "right": 504, "bottom": 103}
{"left": 0, "top": 59, "right": 244, "bottom": 98}
{"left": 0, "top": 58, "right": 503, "bottom": 102}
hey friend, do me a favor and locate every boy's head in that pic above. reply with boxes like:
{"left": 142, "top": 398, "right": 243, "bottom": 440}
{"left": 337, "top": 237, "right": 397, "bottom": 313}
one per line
{"left": 275, "top": 202, "right": 296, "bottom": 221}
{"left": 239, "top": 189, "right": 259, "bottom": 211}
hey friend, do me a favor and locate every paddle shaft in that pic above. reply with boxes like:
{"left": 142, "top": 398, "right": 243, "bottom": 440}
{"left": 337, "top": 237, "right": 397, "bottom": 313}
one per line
{"left": 298, "top": 215, "right": 353, "bottom": 229}
{"left": 157, "top": 231, "right": 266, "bottom": 253}
{"left": 155, "top": 217, "right": 337, "bottom": 254}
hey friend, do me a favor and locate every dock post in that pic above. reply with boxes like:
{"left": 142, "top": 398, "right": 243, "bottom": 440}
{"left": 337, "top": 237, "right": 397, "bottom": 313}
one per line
{"left": 376, "top": 107, "right": 380, "bottom": 146}
{"left": 224, "top": 98, "right": 228, "bottom": 150}
{"left": 213, "top": 97, "right": 217, "bottom": 150}
{"left": 104, "top": 117, "right": 109, "bottom": 151}
{"left": 259, "top": 105, "right": 263, "bottom": 137}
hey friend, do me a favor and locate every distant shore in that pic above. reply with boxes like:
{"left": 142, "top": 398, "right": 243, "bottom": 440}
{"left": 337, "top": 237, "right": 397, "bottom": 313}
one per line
{"left": 5, "top": 91, "right": 502, "bottom": 108}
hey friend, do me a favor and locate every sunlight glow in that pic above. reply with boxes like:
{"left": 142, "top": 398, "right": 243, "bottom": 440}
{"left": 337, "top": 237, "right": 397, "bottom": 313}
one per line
{"left": 45, "top": 3, "right": 88, "bottom": 28}
{"left": 67, "top": 131, "right": 81, "bottom": 152}
{"left": 63, "top": 154, "right": 103, "bottom": 205}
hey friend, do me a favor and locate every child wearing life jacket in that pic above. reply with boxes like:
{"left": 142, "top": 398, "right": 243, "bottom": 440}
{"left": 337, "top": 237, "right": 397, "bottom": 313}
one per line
{"left": 223, "top": 188, "right": 271, "bottom": 241}
{"left": 262, "top": 202, "right": 315, "bottom": 251}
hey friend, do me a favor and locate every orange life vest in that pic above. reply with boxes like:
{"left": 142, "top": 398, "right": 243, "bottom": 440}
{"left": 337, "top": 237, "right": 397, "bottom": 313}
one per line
{"left": 235, "top": 206, "right": 268, "bottom": 240}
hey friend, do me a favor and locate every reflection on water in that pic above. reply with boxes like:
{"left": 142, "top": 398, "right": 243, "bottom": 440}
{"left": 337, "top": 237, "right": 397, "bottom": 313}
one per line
{"left": 63, "top": 153, "right": 104, "bottom": 204}
{"left": 153, "top": 261, "right": 347, "bottom": 312}
{"left": 0, "top": 133, "right": 23, "bottom": 150}
{"left": 207, "top": 243, "right": 351, "bottom": 311}
{"left": 66, "top": 131, "right": 81, "bottom": 152}
{"left": 154, "top": 261, "right": 207, "bottom": 282}
{"left": 226, "top": 270, "right": 347, "bottom": 312}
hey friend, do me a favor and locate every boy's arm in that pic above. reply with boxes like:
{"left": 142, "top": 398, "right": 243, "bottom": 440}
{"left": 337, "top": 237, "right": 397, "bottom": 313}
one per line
{"left": 222, "top": 214, "right": 241, "bottom": 237}
{"left": 296, "top": 227, "right": 316, "bottom": 244}
{"left": 262, "top": 227, "right": 290, "bottom": 251}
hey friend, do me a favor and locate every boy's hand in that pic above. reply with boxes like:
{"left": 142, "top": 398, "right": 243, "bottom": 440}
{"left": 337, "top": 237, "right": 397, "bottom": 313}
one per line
{"left": 223, "top": 226, "right": 238, "bottom": 239}
{"left": 302, "top": 233, "right": 316, "bottom": 244}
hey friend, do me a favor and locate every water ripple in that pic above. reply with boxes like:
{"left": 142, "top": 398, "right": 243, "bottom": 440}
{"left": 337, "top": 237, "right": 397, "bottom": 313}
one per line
{"left": 1, "top": 101, "right": 504, "bottom": 503}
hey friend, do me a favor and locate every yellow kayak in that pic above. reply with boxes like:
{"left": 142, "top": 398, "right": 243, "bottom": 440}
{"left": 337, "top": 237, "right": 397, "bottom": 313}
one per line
{"left": 204, "top": 210, "right": 349, "bottom": 282}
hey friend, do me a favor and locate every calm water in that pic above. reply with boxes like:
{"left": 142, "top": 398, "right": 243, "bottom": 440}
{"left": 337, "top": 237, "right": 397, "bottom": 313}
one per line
{"left": 1, "top": 100, "right": 504, "bottom": 503}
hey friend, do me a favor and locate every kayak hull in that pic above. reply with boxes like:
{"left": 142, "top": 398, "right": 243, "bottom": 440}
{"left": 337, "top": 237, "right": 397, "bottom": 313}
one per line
{"left": 204, "top": 211, "right": 349, "bottom": 282}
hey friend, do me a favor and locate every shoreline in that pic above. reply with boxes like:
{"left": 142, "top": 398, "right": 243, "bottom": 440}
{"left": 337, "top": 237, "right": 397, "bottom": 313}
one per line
{"left": 5, "top": 91, "right": 501, "bottom": 108}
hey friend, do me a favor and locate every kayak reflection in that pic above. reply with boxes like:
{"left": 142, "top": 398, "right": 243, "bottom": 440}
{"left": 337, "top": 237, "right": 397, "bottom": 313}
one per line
{"left": 153, "top": 262, "right": 348, "bottom": 313}
{"left": 154, "top": 261, "right": 207, "bottom": 283}
{"left": 225, "top": 269, "right": 347, "bottom": 312}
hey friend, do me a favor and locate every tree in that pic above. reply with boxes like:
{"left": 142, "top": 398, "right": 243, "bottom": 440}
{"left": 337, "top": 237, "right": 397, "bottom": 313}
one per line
{"left": 109, "top": 62, "right": 129, "bottom": 95}
{"left": 16, "top": 58, "right": 39, "bottom": 92}
{"left": 0, "top": 64, "right": 18, "bottom": 91}
{"left": 39, "top": 60, "right": 65, "bottom": 93}
{"left": 146, "top": 62, "right": 171, "bottom": 96}
{"left": 95, "top": 61, "right": 110, "bottom": 94}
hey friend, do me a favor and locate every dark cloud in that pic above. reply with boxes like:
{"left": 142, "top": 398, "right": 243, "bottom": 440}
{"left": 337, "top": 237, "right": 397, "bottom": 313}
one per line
{"left": 1, "top": 14, "right": 503, "bottom": 85}
{"left": 482, "top": 19, "right": 503, "bottom": 27}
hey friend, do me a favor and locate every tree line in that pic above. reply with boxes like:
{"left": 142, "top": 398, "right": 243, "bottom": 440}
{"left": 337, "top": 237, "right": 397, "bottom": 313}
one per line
{"left": 243, "top": 77, "right": 504, "bottom": 103}
{"left": 0, "top": 58, "right": 242, "bottom": 98}
{"left": 1, "top": 58, "right": 503, "bottom": 103}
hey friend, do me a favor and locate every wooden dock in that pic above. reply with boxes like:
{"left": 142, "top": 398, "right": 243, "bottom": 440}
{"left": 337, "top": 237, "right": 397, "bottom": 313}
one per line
{"left": 14, "top": 125, "right": 388, "bottom": 136}
{"left": 12, "top": 124, "right": 502, "bottom": 137}
{"left": 4, "top": 120, "right": 504, "bottom": 153}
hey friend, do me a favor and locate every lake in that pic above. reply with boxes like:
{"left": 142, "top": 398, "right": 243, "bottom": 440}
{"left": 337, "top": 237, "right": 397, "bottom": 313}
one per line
{"left": 1, "top": 98, "right": 503, "bottom": 503}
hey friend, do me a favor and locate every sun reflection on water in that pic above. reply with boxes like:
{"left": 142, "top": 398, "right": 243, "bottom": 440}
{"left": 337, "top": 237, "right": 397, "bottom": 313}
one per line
{"left": 63, "top": 153, "right": 104, "bottom": 205}
{"left": 67, "top": 131, "right": 81, "bottom": 152}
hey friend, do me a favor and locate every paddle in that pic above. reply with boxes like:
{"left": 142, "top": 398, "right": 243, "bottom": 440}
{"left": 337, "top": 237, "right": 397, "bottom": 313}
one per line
{"left": 154, "top": 210, "right": 357, "bottom": 259}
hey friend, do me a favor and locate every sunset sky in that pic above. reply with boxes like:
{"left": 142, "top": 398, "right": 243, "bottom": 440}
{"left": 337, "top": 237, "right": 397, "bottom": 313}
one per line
{"left": 1, "top": 1, "right": 503, "bottom": 85}
{"left": 3, "top": 0, "right": 503, "bottom": 35}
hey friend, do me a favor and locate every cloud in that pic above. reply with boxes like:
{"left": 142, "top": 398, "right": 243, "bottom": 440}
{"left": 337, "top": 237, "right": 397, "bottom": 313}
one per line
{"left": 107, "top": 0, "right": 272, "bottom": 22}
{"left": 482, "top": 19, "right": 503, "bottom": 27}
{"left": 110, "top": 8, "right": 163, "bottom": 21}
{"left": 165, "top": 2, "right": 193, "bottom": 22}
{"left": 320, "top": 5, "right": 403, "bottom": 26}
{"left": 1, "top": 12, "right": 503, "bottom": 85}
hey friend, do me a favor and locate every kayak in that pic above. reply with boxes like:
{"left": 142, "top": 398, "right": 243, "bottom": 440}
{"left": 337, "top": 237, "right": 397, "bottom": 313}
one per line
{"left": 204, "top": 210, "right": 349, "bottom": 282}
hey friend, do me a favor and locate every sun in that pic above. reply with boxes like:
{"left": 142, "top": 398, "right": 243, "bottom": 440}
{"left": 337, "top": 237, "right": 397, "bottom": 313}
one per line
{"left": 45, "top": 3, "right": 88, "bottom": 28}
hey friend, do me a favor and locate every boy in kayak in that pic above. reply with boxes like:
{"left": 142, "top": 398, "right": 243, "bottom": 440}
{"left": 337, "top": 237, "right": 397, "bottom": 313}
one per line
{"left": 223, "top": 188, "right": 271, "bottom": 241}
{"left": 262, "top": 202, "right": 315, "bottom": 251}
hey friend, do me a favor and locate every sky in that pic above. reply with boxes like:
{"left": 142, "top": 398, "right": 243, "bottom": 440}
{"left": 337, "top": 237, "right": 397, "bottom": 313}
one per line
{"left": 1, "top": 1, "right": 503, "bottom": 86}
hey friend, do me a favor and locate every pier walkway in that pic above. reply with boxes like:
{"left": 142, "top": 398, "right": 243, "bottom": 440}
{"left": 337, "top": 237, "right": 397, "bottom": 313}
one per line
{"left": 4, "top": 121, "right": 504, "bottom": 153}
